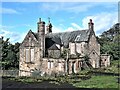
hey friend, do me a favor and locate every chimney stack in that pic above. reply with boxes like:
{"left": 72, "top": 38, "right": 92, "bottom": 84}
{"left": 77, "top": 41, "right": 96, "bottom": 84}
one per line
{"left": 88, "top": 19, "right": 94, "bottom": 31}
{"left": 46, "top": 17, "right": 52, "bottom": 34}
{"left": 37, "top": 18, "right": 45, "bottom": 58}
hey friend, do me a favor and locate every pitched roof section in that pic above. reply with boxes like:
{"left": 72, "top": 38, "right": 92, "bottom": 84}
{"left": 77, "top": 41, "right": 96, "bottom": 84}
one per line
{"left": 48, "top": 44, "right": 60, "bottom": 50}
{"left": 31, "top": 29, "right": 91, "bottom": 48}
{"left": 46, "top": 29, "right": 90, "bottom": 48}
{"left": 20, "top": 30, "right": 38, "bottom": 47}
{"left": 75, "top": 30, "right": 90, "bottom": 42}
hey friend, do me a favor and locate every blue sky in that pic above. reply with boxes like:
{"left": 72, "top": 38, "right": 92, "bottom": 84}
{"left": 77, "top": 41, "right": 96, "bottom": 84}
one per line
{"left": 0, "top": 2, "right": 118, "bottom": 43}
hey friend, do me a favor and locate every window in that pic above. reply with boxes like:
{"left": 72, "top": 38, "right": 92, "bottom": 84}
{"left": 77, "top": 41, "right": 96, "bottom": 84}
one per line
{"left": 51, "top": 62, "right": 53, "bottom": 68}
{"left": 25, "top": 48, "right": 34, "bottom": 63}
{"left": 26, "top": 49, "right": 30, "bottom": 63}
{"left": 31, "top": 49, "right": 34, "bottom": 62}
{"left": 48, "top": 61, "right": 53, "bottom": 69}
{"left": 70, "top": 43, "right": 76, "bottom": 54}
{"left": 59, "top": 63, "right": 62, "bottom": 71}
{"left": 29, "top": 37, "right": 32, "bottom": 46}
{"left": 48, "top": 62, "right": 50, "bottom": 69}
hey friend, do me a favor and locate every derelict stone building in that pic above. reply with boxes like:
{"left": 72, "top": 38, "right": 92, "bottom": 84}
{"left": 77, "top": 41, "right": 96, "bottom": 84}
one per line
{"left": 19, "top": 18, "right": 110, "bottom": 76}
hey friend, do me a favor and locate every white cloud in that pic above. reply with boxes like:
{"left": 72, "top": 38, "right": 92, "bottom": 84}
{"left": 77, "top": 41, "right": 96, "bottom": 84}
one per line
{"left": 52, "top": 25, "right": 63, "bottom": 33}
{"left": 18, "top": 32, "right": 27, "bottom": 43}
{"left": 81, "top": 12, "right": 118, "bottom": 35}
{"left": 52, "top": 11, "right": 118, "bottom": 36}
{"left": 64, "top": 4, "right": 94, "bottom": 14}
{"left": 40, "top": 2, "right": 117, "bottom": 16}
{"left": 0, "top": 29, "right": 27, "bottom": 44}
{"left": 65, "top": 27, "right": 75, "bottom": 32}
{"left": 0, "top": 24, "right": 37, "bottom": 43}
{"left": 71, "top": 23, "right": 82, "bottom": 30}
{"left": 0, "top": 29, "right": 11, "bottom": 37}
{"left": 40, "top": 3, "right": 95, "bottom": 14}
{"left": 0, "top": 24, "right": 29, "bottom": 43}
{"left": 52, "top": 23, "right": 80, "bottom": 33}
{"left": 0, "top": 7, "right": 20, "bottom": 14}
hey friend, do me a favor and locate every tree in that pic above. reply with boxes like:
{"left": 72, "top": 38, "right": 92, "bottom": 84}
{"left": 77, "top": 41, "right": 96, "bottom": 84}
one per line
{"left": 1, "top": 37, "right": 20, "bottom": 69}
{"left": 98, "top": 23, "right": 120, "bottom": 60}
{"left": 1, "top": 37, "right": 10, "bottom": 69}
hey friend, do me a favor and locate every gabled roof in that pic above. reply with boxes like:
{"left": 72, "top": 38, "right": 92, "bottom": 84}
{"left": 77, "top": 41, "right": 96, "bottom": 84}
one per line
{"left": 48, "top": 44, "right": 60, "bottom": 50}
{"left": 75, "top": 30, "right": 90, "bottom": 42}
{"left": 20, "top": 30, "right": 38, "bottom": 47}
{"left": 22, "top": 29, "right": 91, "bottom": 48}
{"left": 45, "top": 29, "right": 90, "bottom": 48}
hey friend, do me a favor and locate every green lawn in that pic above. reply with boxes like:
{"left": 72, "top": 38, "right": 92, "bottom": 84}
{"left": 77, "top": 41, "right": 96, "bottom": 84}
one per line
{"left": 72, "top": 60, "right": 120, "bottom": 88}
{"left": 72, "top": 75, "right": 119, "bottom": 88}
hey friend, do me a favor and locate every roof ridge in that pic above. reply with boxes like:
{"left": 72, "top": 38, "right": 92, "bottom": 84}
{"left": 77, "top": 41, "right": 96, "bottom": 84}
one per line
{"left": 47, "top": 29, "right": 89, "bottom": 35}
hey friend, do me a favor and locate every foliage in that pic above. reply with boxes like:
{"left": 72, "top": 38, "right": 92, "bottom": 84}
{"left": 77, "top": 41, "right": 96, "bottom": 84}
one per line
{"left": 98, "top": 23, "right": 120, "bottom": 60}
{"left": 78, "top": 70, "right": 90, "bottom": 75}
{"left": 61, "top": 48, "right": 68, "bottom": 59}
{"left": 0, "top": 37, "right": 20, "bottom": 69}
{"left": 83, "top": 54, "right": 90, "bottom": 62}
{"left": 104, "top": 60, "right": 119, "bottom": 73}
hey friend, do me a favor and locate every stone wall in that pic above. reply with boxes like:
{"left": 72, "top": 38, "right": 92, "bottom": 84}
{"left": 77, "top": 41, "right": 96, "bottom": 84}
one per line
{"left": 100, "top": 54, "right": 110, "bottom": 67}
{"left": 69, "top": 42, "right": 88, "bottom": 56}
{"left": 19, "top": 54, "right": 82, "bottom": 76}
{"left": 48, "top": 50, "right": 61, "bottom": 58}
{"left": 19, "top": 47, "right": 41, "bottom": 76}
{"left": 88, "top": 34, "right": 100, "bottom": 68}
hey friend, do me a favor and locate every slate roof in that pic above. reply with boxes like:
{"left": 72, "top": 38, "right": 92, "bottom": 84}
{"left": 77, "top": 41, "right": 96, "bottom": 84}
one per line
{"left": 74, "top": 30, "right": 90, "bottom": 42}
{"left": 31, "top": 29, "right": 91, "bottom": 49}
{"left": 48, "top": 44, "right": 60, "bottom": 50}
{"left": 45, "top": 29, "right": 90, "bottom": 48}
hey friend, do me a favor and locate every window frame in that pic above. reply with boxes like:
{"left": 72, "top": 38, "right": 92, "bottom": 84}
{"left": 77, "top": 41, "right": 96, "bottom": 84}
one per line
{"left": 25, "top": 47, "right": 35, "bottom": 64}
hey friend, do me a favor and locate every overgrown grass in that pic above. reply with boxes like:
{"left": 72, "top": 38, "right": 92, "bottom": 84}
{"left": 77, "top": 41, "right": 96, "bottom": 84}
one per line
{"left": 89, "top": 60, "right": 119, "bottom": 74}
{"left": 71, "top": 60, "right": 119, "bottom": 88}
{"left": 3, "top": 60, "right": 119, "bottom": 88}
{"left": 73, "top": 75, "right": 119, "bottom": 88}
{"left": 8, "top": 76, "right": 43, "bottom": 83}
{"left": 105, "top": 60, "right": 120, "bottom": 73}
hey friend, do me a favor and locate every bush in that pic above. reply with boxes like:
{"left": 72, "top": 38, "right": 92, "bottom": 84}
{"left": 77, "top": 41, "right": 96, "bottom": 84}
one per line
{"left": 32, "top": 70, "right": 42, "bottom": 77}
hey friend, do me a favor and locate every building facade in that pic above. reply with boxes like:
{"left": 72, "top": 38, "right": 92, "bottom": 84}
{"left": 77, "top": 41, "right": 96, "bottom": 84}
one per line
{"left": 19, "top": 18, "right": 110, "bottom": 76}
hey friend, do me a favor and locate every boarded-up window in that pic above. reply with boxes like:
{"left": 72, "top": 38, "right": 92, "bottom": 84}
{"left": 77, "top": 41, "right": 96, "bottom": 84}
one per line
{"left": 51, "top": 62, "right": 53, "bottom": 68}
{"left": 59, "top": 63, "right": 62, "bottom": 71}
{"left": 48, "top": 62, "right": 50, "bottom": 69}
{"left": 31, "top": 49, "right": 34, "bottom": 62}
{"left": 76, "top": 43, "right": 81, "bottom": 53}
{"left": 25, "top": 48, "right": 34, "bottom": 63}
{"left": 48, "top": 61, "right": 53, "bottom": 69}
{"left": 26, "top": 49, "right": 30, "bottom": 62}
{"left": 70, "top": 43, "right": 76, "bottom": 54}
